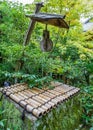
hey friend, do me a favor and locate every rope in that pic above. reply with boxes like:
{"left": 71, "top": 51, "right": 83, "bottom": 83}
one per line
{"left": 0, "top": 94, "right": 3, "bottom": 101}
{"left": 21, "top": 104, "right": 28, "bottom": 120}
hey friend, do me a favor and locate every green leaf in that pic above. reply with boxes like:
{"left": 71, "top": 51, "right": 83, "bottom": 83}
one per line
{"left": 0, "top": 121, "right": 4, "bottom": 127}
{"left": 90, "top": 127, "right": 93, "bottom": 130}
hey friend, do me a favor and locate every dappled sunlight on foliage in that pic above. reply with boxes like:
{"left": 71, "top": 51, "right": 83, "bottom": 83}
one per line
{"left": 0, "top": 0, "right": 93, "bottom": 129}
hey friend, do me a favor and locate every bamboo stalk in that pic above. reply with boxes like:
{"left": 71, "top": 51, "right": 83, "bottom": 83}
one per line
{"left": 30, "top": 89, "right": 40, "bottom": 94}
{"left": 18, "top": 100, "right": 43, "bottom": 117}
{"left": 25, "top": 98, "right": 41, "bottom": 107}
{"left": 45, "top": 91, "right": 68, "bottom": 103}
{"left": 2, "top": 83, "right": 26, "bottom": 92}
{"left": 47, "top": 90, "right": 66, "bottom": 102}
{"left": 14, "top": 93, "right": 25, "bottom": 101}
{"left": 36, "top": 96, "right": 53, "bottom": 109}
{"left": 67, "top": 89, "right": 79, "bottom": 96}
{"left": 4, "top": 85, "right": 27, "bottom": 94}
{"left": 32, "top": 96, "right": 46, "bottom": 104}
{"left": 43, "top": 92, "right": 60, "bottom": 105}
{"left": 32, "top": 96, "right": 53, "bottom": 109}
{"left": 18, "top": 92, "right": 41, "bottom": 107}
{"left": 13, "top": 93, "right": 44, "bottom": 117}
{"left": 48, "top": 87, "right": 74, "bottom": 95}
{"left": 18, "top": 92, "right": 51, "bottom": 113}
{"left": 31, "top": 88, "right": 56, "bottom": 108}
{"left": 53, "top": 88, "right": 64, "bottom": 93}
{"left": 9, "top": 94, "right": 21, "bottom": 102}
{"left": 13, "top": 85, "right": 27, "bottom": 91}
{"left": 40, "top": 94, "right": 56, "bottom": 108}
{"left": 24, "top": 89, "right": 52, "bottom": 105}
{"left": 34, "top": 95, "right": 48, "bottom": 103}
{"left": 51, "top": 81, "right": 62, "bottom": 87}
{"left": 32, "top": 88, "right": 42, "bottom": 93}
{"left": 22, "top": 89, "right": 55, "bottom": 109}
{"left": 24, "top": 100, "right": 45, "bottom": 112}
{"left": 30, "top": 95, "right": 53, "bottom": 110}
{"left": 18, "top": 92, "right": 28, "bottom": 98}
{"left": 27, "top": 90, "right": 57, "bottom": 108}
{"left": 26, "top": 99, "right": 49, "bottom": 114}
{"left": 23, "top": 89, "right": 36, "bottom": 97}
{"left": 33, "top": 87, "right": 43, "bottom": 92}
{"left": 54, "top": 87, "right": 73, "bottom": 93}
{"left": 4, "top": 87, "right": 25, "bottom": 96}
{"left": 22, "top": 91, "right": 35, "bottom": 99}
{"left": 55, "top": 85, "right": 73, "bottom": 90}
{"left": 18, "top": 92, "right": 48, "bottom": 114}
{"left": 44, "top": 91, "right": 55, "bottom": 98}
{"left": 5, "top": 90, "right": 14, "bottom": 96}
{"left": 48, "top": 89, "right": 61, "bottom": 96}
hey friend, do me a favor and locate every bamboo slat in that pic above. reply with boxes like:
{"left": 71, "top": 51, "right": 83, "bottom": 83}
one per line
{"left": 0, "top": 81, "right": 80, "bottom": 118}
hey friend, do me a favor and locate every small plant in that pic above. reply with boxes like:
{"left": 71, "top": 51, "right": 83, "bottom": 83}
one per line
{"left": 1, "top": 71, "right": 53, "bottom": 89}
{"left": 81, "top": 86, "right": 93, "bottom": 128}
{"left": 0, "top": 103, "right": 8, "bottom": 130}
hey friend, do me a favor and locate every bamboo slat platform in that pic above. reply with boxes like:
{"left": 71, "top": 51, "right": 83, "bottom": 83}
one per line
{"left": 0, "top": 82, "right": 80, "bottom": 118}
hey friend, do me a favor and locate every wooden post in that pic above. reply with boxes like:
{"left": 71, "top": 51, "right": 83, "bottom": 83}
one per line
{"left": 23, "top": 2, "right": 44, "bottom": 46}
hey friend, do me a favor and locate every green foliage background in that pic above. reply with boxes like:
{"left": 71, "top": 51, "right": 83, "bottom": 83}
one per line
{"left": 0, "top": 0, "right": 93, "bottom": 129}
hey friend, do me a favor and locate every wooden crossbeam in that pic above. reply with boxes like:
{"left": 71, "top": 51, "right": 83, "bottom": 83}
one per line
{"left": 23, "top": 2, "right": 44, "bottom": 46}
